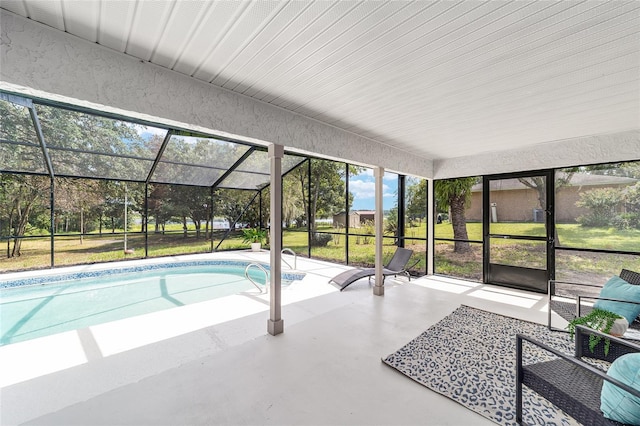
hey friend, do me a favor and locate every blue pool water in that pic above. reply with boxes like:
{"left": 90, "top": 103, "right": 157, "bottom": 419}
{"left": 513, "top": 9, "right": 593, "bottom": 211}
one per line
{"left": 0, "top": 261, "right": 303, "bottom": 346}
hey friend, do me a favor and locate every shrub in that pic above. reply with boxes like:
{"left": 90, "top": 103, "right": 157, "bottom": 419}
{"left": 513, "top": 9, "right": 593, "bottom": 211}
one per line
{"left": 360, "top": 220, "right": 375, "bottom": 244}
{"left": 385, "top": 213, "right": 398, "bottom": 235}
{"left": 332, "top": 233, "right": 341, "bottom": 245}
{"left": 622, "top": 182, "right": 640, "bottom": 213}
{"left": 576, "top": 188, "right": 622, "bottom": 227}
{"left": 310, "top": 232, "right": 332, "bottom": 247}
{"left": 612, "top": 213, "right": 640, "bottom": 230}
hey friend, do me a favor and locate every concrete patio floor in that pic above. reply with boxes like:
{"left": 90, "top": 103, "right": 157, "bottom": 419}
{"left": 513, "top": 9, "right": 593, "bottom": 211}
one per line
{"left": 1, "top": 253, "right": 553, "bottom": 425}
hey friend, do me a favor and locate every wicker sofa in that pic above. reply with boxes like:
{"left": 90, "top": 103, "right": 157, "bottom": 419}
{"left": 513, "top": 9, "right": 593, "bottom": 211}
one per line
{"left": 516, "top": 325, "right": 640, "bottom": 426}
{"left": 548, "top": 269, "right": 640, "bottom": 362}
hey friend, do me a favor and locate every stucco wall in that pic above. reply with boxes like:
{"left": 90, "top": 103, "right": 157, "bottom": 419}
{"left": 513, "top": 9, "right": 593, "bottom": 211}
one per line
{"left": 466, "top": 185, "right": 629, "bottom": 223}
{"left": 466, "top": 190, "right": 540, "bottom": 223}
{"left": 434, "top": 130, "right": 640, "bottom": 180}
{"left": 0, "top": 11, "right": 431, "bottom": 178}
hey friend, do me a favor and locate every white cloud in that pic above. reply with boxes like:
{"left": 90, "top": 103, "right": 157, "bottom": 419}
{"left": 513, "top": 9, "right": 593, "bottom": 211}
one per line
{"left": 349, "top": 179, "right": 391, "bottom": 200}
{"left": 349, "top": 180, "right": 375, "bottom": 199}
{"left": 383, "top": 173, "right": 398, "bottom": 183}
{"left": 352, "top": 168, "right": 397, "bottom": 183}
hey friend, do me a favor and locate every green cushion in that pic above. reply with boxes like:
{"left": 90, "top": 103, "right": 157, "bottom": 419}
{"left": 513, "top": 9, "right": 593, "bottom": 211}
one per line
{"left": 601, "top": 353, "right": 640, "bottom": 424}
{"left": 594, "top": 276, "right": 640, "bottom": 325}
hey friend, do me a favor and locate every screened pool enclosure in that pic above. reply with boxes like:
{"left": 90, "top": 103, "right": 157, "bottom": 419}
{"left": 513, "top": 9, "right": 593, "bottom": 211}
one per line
{"left": 0, "top": 92, "right": 428, "bottom": 273}
{"left": 3, "top": 91, "right": 636, "bottom": 287}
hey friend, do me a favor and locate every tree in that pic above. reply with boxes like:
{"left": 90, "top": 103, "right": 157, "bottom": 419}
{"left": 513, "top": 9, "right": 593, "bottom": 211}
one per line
{"left": 290, "top": 160, "right": 360, "bottom": 232}
{"left": 406, "top": 179, "right": 427, "bottom": 225}
{"left": 435, "top": 177, "right": 477, "bottom": 253}
{"left": 518, "top": 170, "right": 576, "bottom": 211}
{"left": 54, "top": 178, "right": 103, "bottom": 242}
{"left": 1, "top": 174, "right": 50, "bottom": 257}
{"left": 214, "top": 189, "right": 260, "bottom": 230}
{"left": 148, "top": 184, "right": 173, "bottom": 233}
{"left": 35, "top": 105, "right": 151, "bottom": 179}
{"left": 169, "top": 185, "right": 212, "bottom": 238}
{"left": 282, "top": 175, "right": 305, "bottom": 228}
{"left": 104, "top": 182, "right": 127, "bottom": 233}
{"left": 517, "top": 176, "right": 547, "bottom": 211}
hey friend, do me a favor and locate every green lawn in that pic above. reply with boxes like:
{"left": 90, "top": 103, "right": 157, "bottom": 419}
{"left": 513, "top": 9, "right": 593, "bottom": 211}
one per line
{"left": 433, "top": 222, "right": 640, "bottom": 281}
{"left": 1, "top": 223, "right": 638, "bottom": 281}
{"left": 435, "top": 222, "right": 640, "bottom": 252}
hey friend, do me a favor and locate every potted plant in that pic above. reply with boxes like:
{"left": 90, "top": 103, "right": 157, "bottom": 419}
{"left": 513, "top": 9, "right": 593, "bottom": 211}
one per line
{"left": 567, "top": 308, "right": 627, "bottom": 356}
{"left": 242, "top": 227, "right": 267, "bottom": 252}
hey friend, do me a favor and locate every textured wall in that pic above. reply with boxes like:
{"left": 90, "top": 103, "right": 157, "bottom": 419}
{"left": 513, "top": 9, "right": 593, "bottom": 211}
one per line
{"left": 0, "top": 11, "right": 431, "bottom": 178}
{"left": 434, "top": 130, "right": 640, "bottom": 179}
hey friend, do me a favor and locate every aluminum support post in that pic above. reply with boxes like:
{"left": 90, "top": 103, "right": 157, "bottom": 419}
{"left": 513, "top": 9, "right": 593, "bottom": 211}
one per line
{"left": 268, "top": 144, "right": 284, "bottom": 335}
{"left": 374, "top": 166, "right": 385, "bottom": 296}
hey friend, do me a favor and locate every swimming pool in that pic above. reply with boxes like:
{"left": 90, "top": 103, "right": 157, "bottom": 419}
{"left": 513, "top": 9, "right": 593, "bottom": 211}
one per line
{"left": 0, "top": 260, "right": 304, "bottom": 346}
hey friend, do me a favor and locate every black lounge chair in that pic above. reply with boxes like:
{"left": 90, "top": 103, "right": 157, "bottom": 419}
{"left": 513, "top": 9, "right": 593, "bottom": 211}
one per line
{"left": 328, "top": 247, "right": 416, "bottom": 291}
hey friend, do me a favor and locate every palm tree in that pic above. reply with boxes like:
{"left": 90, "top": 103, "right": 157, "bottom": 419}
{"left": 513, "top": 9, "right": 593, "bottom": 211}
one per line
{"left": 435, "top": 177, "right": 478, "bottom": 253}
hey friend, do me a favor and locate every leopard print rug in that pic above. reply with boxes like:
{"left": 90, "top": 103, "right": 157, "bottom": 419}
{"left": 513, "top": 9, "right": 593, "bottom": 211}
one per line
{"left": 382, "top": 305, "right": 583, "bottom": 426}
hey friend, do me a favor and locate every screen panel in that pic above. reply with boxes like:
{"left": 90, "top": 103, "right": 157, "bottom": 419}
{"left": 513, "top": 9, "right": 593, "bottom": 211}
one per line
{"left": 0, "top": 99, "right": 38, "bottom": 146}
{"left": 0, "top": 142, "right": 48, "bottom": 174}
{"left": 36, "top": 104, "right": 166, "bottom": 180}
{"left": 555, "top": 162, "right": 640, "bottom": 251}
{"left": 151, "top": 162, "right": 226, "bottom": 187}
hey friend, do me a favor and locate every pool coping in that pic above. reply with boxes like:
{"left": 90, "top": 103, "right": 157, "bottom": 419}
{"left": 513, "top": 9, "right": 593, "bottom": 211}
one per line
{"left": 0, "top": 259, "right": 306, "bottom": 289}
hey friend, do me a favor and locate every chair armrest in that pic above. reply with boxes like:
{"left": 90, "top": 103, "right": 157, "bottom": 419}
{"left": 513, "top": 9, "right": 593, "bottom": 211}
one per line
{"left": 575, "top": 324, "right": 640, "bottom": 356}
{"left": 576, "top": 295, "right": 640, "bottom": 305}
{"left": 549, "top": 280, "right": 605, "bottom": 298}
{"left": 550, "top": 279, "right": 607, "bottom": 290}
{"left": 382, "top": 268, "right": 406, "bottom": 274}
{"left": 406, "top": 258, "right": 421, "bottom": 271}
{"left": 548, "top": 280, "right": 601, "bottom": 311}
{"left": 517, "top": 330, "right": 640, "bottom": 399}
{"left": 383, "top": 260, "right": 420, "bottom": 275}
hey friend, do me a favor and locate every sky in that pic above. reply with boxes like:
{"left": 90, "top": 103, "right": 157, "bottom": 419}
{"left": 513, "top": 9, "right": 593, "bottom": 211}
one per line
{"left": 349, "top": 168, "right": 398, "bottom": 211}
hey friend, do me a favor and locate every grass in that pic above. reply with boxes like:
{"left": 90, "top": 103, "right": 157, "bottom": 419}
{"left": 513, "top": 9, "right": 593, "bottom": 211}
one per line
{"left": 435, "top": 222, "right": 640, "bottom": 252}
{"left": 434, "top": 242, "right": 483, "bottom": 280}
{"left": 0, "top": 231, "right": 247, "bottom": 271}
{"left": 1, "top": 223, "right": 638, "bottom": 282}
{"left": 433, "top": 221, "right": 640, "bottom": 281}
{"left": 0, "top": 227, "right": 421, "bottom": 273}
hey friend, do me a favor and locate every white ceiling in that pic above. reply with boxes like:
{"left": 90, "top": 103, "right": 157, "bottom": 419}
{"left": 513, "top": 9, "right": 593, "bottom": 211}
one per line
{"left": 2, "top": 0, "right": 639, "bottom": 162}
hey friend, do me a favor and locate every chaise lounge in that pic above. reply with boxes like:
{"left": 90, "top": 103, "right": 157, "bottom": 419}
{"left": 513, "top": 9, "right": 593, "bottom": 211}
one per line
{"left": 328, "top": 247, "right": 416, "bottom": 291}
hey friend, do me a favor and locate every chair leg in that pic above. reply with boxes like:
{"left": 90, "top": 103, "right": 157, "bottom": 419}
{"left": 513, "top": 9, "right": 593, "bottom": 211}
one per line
{"left": 516, "top": 336, "right": 523, "bottom": 425}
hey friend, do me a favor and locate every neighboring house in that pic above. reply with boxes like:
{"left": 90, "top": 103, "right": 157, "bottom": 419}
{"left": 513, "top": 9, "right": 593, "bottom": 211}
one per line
{"left": 463, "top": 174, "right": 637, "bottom": 223}
{"left": 332, "top": 210, "right": 376, "bottom": 228}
